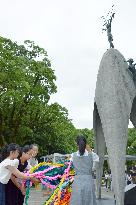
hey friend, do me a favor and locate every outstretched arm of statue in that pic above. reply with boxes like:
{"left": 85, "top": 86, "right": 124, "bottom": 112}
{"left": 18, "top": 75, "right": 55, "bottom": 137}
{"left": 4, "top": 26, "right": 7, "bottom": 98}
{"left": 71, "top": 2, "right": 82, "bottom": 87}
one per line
{"left": 102, "top": 28, "right": 107, "bottom": 32}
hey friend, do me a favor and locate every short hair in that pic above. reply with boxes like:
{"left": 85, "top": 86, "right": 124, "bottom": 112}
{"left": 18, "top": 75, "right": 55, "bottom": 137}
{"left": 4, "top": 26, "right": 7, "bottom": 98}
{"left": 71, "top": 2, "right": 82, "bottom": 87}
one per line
{"left": 30, "top": 144, "right": 39, "bottom": 149}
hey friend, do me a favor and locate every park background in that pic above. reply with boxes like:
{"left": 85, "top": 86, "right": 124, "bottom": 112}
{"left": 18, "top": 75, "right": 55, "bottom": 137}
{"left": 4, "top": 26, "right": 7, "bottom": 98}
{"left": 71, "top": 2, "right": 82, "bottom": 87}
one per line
{"left": 0, "top": 0, "right": 136, "bottom": 166}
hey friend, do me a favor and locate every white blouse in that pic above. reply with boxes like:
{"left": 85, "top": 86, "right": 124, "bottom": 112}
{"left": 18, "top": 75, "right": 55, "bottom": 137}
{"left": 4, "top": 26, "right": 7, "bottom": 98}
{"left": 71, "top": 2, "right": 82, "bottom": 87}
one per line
{"left": 70, "top": 150, "right": 99, "bottom": 171}
{"left": 71, "top": 149, "right": 99, "bottom": 162}
{"left": 0, "top": 158, "right": 19, "bottom": 184}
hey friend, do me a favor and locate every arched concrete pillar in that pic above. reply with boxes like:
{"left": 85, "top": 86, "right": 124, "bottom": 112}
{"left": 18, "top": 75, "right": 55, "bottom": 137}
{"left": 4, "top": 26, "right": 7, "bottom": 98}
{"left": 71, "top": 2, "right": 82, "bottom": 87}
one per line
{"left": 93, "top": 103, "right": 105, "bottom": 199}
{"left": 94, "top": 48, "right": 136, "bottom": 205}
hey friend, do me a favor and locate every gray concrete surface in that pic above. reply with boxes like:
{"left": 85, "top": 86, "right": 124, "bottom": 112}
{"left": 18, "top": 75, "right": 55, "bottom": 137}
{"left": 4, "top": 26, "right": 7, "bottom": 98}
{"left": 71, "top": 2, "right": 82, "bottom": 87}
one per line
{"left": 26, "top": 186, "right": 115, "bottom": 205}
{"left": 94, "top": 48, "right": 136, "bottom": 205}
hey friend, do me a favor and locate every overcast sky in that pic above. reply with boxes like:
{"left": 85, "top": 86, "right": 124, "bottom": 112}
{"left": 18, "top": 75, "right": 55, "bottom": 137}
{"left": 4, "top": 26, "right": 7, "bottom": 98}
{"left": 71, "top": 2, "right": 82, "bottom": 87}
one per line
{"left": 0, "top": 0, "right": 135, "bottom": 128}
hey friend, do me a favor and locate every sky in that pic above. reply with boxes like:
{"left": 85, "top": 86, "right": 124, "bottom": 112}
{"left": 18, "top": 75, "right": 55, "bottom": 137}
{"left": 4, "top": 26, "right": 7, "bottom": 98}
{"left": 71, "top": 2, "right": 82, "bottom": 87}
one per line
{"left": 0, "top": 0, "right": 135, "bottom": 128}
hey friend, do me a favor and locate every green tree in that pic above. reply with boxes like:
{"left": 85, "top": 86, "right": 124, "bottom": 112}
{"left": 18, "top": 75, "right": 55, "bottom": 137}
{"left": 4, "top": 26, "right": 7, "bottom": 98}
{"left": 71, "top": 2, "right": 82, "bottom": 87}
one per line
{"left": 0, "top": 37, "right": 57, "bottom": 145}
{"left": 24, "top": 103, "right": 77, "bottom": 155}
{"left": 127, "top": 128, "right": 136, "bottom": 155}
{"left": 126, "top": 128, "right": 136, "bottom": 167}
{"left": 0, "top": 36, "right": 77, "bottom": 156}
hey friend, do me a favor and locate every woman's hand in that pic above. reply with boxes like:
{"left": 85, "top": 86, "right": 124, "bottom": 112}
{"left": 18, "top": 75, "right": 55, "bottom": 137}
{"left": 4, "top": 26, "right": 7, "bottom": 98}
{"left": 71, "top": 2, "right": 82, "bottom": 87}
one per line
{"left": 31, "top": 176, "right": 40, "bottom": 184}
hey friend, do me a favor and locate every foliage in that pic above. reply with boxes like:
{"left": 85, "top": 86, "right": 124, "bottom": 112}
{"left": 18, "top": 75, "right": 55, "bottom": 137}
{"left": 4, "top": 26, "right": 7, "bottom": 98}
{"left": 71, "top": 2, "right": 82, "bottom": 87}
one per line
{"left": 127, "top": 128, "right": 136, "bottom": 155}
{"left": 0, "top": 36, "right": 76, "bottom": 155}
{"left": 24, "top": 103, "right": 77, "bottom": 155}
{"left": 126, "top": 128, "right": 136, "bottom": 167}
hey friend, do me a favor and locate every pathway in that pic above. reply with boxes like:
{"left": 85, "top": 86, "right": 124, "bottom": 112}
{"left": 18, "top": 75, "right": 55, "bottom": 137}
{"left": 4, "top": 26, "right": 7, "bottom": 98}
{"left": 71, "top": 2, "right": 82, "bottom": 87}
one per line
{"left": 26, "top": 186, "right": 115, "bottom": 205}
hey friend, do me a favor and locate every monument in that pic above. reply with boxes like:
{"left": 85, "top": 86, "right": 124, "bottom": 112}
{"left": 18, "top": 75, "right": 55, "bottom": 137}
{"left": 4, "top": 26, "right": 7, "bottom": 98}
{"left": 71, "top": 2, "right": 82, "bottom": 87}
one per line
{"left": 101, "top": 5, "right": 115, "bottom": 48}
{"left": 127, "top": 58, "right": 136, "bottom": 82}
{"left": 94, "top": 7, "right": 136, "bottom": 205}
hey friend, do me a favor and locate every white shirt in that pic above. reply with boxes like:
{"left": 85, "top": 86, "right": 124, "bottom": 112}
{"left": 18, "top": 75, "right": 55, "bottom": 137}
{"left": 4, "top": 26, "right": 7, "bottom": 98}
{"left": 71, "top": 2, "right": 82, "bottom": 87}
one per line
{"left": 71, "top": 150, "right": 99, "bottom": 162}
{"left": 105, "top": 174, "right": 109, "bottom": 179}
{"left": 125, "top": 184, "right": 136, "bottom": 192}
{"left": 28, "top": 158, "right": 38, "bottom": 168}
{"left": 70, "top": 150, "right": 99, "bottom": 171}
{"left": 0, "top": 158, "right": 19, "bottom": 184}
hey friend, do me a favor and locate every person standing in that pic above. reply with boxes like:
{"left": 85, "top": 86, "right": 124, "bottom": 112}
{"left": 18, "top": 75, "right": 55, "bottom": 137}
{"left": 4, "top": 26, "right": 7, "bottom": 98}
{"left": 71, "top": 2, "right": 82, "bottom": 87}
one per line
{"left": 126, "top": 173, "right": 132, "bottom": 185}
{"left": 104, "top": 171, "right": 109, "bottom": 191}
{"left": 70, "top": 136, "right": 99, "bottom": 205}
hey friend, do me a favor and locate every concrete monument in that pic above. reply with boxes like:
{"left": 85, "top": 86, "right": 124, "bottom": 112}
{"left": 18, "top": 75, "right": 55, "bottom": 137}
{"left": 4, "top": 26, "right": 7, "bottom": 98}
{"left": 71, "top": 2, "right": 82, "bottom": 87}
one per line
{"left": 94, "top": 48, "right": 136, "bottom": 205}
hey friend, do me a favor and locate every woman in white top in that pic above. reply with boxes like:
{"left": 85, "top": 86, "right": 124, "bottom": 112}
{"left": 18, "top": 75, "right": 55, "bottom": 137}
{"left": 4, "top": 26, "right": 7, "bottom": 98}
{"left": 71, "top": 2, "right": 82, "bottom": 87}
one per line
{"left": 0, "top": 143, "right": 34, "bottom": 205}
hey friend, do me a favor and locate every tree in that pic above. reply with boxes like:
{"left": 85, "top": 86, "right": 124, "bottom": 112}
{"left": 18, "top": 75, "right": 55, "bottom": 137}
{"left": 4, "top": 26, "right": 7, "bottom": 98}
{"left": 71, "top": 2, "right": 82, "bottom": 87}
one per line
{"left": 24, "top": 103, "right": 77, "bottom": 155}
{"left": 125, "top": 128, "right": 136, "bottom": 167}
{"left": 0, "top": 36, "right": 56, "bottom": 144}
{"left": 127, "top": 128, "right": 136, "bottom": 155}
{"left": 0, "top": 36, "right": 77, "bottom": 156}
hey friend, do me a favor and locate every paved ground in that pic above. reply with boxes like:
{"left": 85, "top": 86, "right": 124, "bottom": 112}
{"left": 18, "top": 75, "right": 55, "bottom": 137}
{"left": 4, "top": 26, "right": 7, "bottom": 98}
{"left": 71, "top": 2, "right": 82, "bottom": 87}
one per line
{"left": 26, "top": 186, "right": 115, "bottom": 205}
{"left": 97, "top": 187, "right": 115, "bottom": 205}
{"left": 25, "top": 187, "right": 48, "bottom": 205}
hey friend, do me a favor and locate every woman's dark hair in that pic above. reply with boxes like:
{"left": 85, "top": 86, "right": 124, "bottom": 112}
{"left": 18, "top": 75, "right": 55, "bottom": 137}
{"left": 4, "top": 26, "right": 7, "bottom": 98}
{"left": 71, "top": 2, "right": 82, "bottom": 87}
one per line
{"left": 0, "top": 143, "right": 20, "bottom": 161}
{"left": 19, "top": 145, "right": 32, "bottom": 157}
{"left": 76, "top": 136, "right": 87, "bottom": 156}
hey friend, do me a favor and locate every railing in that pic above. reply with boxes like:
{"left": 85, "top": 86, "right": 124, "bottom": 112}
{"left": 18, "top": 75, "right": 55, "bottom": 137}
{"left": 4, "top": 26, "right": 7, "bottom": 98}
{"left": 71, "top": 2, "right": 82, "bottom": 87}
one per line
{"left": 40, "top": 153, "right": 71, "bottom": 163}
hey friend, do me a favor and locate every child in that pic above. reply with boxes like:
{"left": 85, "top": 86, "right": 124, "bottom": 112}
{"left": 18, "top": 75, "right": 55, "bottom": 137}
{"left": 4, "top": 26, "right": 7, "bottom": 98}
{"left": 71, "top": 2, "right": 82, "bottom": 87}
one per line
{"left": 70, "top": 136, "right": 99, "bottom": 205}
{"left": 0, "top": 143, "right": 33, "bottom": 205}
{"left": 5, "top": 145, "right": 34, "bottom": 205}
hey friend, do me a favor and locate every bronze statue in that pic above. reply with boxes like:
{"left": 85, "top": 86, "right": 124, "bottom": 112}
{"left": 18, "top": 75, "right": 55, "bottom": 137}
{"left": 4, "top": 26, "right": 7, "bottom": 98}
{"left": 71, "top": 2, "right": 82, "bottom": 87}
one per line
{"left": 127, "top": 58, "right": 136, "bottom": 82}
{"left": 102, "top": 5, "right": 115, "bottom": 48}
